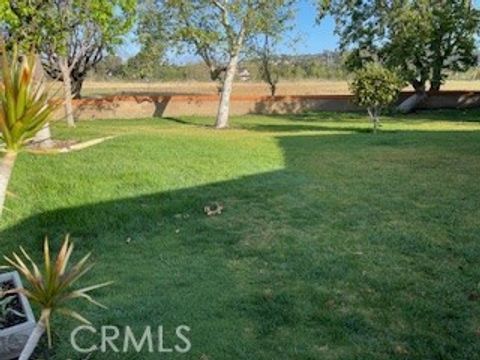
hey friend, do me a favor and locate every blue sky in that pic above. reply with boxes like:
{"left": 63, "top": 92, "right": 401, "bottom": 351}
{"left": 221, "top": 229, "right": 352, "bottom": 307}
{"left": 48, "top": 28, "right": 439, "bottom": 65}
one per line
{"left": 120, "top": 0, "right": 479, "bottom": 61}
{"left": 280, "top": 0, "right": 480, "bottom": 54}
{"left": 283, "top": 0, "right": 338, "bottom": 54}
{"left": 120, "top": 0, "right": 337, "bottom": 60}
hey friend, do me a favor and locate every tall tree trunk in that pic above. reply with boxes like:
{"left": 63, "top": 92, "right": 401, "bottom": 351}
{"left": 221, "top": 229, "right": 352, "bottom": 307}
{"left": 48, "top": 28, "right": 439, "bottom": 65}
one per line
{"left": 33, "top": 123, "right": 54, "bottom": 148}
{"left": 0, "top": 151, "right": 17, "bottom": 218}
{"left": 397, "top": 91, "right": 427, "bottom": 113}
{"left": 32, "top": 56, "right": 53, "bottom": 147}
{"left": 71, "top": 76, "right": 85, "bottom": 99}
{"left": 368, "top": 108, "right": 380, "bottom": 134}
{"left": 430, "top": 82, "right": 441, "bottom": 92}
{"left": 430, "top": 48, "right": 443, "bottom": 92}
{"left": 430, "top": 69, "right": 442, "bottom": 92}
{"left": 59, "top": 57, "right": 75, "bottom": 127}
{"left": 270, "top": 83, "right": 277, "bottom": 97}
{"left": 397, "top": 80, "right": 427, "bottom": 113}
{"left": 397, "top": 79, "right": 428, "bottom": 113}
{"left": 373, "top": 114, "right": 379, "bottom": 134}
{"left": 215, "top": 54, "right": 240, "bottom": 129}
{"left": 19, "top": 318, "right": 46, "bottom": 360}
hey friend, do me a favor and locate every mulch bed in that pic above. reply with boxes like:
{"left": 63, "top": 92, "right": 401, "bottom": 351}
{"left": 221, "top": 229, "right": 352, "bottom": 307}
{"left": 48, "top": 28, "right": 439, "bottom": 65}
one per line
{"left": 27, "top": 139, "right": 79, "bottom": 151}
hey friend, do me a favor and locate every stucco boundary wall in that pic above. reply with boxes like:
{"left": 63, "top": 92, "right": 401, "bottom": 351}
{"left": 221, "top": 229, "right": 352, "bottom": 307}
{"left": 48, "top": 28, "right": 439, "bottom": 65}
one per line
{"left": 61, "top": 91, "right": 480, "bottom": 120}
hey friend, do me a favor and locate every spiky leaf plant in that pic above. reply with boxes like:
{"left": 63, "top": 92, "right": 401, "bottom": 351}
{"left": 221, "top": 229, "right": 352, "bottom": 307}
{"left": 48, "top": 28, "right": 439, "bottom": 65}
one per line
{"left": 0, "top": 42, "right": 58, "bottom": 151}
{"left": 2, "top": 235, "right": 112, "bottom": 359}
{"left": 0, "top": 41, "right": 59, "bottom": 218}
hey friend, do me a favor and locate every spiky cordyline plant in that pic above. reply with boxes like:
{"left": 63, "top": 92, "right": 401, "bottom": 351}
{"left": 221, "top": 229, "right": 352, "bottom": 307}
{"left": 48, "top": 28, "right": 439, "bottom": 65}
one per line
{"left": 0, "top": 41, "right": 59, "bottom": 218}
{"left": 2, "top": 235, "right": 112, "bottom": 360}
{"left": 0, "top": 42, "right": 58, "bottom": 151}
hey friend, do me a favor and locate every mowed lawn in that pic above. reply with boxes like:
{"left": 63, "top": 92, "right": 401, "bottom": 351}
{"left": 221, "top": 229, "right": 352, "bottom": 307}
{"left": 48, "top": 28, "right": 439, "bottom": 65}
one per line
{"left": 1, "top": 111, "right": 480, "bottom": 359}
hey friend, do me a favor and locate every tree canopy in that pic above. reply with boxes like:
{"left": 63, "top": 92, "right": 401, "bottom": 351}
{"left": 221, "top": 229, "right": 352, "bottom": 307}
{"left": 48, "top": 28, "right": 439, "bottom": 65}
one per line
{"left": 152, "top": 0, "right": 296, "bottom": 127}
{"left": 319, "top": 0, "right": 480, "bottom": 92}
{"left": 126, "top": 0, "right": 167, "bottom": 80}
{"left": 161, "top": 0, "right": 295, "bottom": 80}
{"left": 1, "top": 0, "right": 136, "bottom": 98}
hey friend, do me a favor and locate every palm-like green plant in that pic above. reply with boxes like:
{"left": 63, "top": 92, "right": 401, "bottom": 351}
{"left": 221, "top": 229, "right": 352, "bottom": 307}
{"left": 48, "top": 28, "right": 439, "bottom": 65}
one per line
{"left": 0, "top": 41, "right": 58, "bottom": 217}
{"left": 2, "top": 235, "right": 112, "bottom": 360}
{"left": 0, "top": 43, "right": 57, "bottom": 151}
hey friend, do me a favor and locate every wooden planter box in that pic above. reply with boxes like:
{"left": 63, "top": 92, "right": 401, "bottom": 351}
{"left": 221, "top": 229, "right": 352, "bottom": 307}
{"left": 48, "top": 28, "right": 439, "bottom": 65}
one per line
{"left": 0, "top": 271, "right": 36, "bottom": 360}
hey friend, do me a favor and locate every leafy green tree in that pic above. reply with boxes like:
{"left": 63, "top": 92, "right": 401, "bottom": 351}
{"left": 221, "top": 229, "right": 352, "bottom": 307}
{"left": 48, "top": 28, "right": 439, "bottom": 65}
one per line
{"left": 349, "top": 63, "right": 403, "bottom": 134}
{"left": 1, "top": 0, "right": 136, "bottom": 126}
{"left": 94, "top": 55, "right": 125, "bottom": 79}
{"left": 125, "top": 0, "right": 167, "bottom": 81}
{"left": 125, "top": 49, "right": 164, "bottom": 81}
{"left": 319, "top": 0, "right": 480, "bottom": 110}
{"left": 154, "top": 0, "right": 296, "bottom": 128}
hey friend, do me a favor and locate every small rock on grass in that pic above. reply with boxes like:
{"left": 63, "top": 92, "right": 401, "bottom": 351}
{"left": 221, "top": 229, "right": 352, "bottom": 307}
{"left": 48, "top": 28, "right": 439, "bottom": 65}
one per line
{"left": 394, "top": 344, "right": 409, "bottom": 355}
{"left": 204, "top": 202, "right": 224, "bottom": 216}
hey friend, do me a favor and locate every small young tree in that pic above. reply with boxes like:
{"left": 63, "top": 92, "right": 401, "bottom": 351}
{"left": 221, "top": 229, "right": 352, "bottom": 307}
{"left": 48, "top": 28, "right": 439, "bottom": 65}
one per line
{"left": 350, "top": 63, "right": 403, "bottom": 134}
{"left": 254, "top": 34, "right": 281, "bottom": 96}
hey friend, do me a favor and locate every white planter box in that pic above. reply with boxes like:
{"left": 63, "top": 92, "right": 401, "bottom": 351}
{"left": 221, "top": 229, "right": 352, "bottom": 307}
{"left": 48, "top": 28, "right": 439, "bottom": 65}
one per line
{"left": 0, "top": 271, "right": 36, "bottom": 360}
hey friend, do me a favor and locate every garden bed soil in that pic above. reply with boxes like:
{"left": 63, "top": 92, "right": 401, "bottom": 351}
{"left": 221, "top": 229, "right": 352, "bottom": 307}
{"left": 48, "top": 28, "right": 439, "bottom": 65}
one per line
{"left": 27, "top": 139, "right": 79, "bottom": 151}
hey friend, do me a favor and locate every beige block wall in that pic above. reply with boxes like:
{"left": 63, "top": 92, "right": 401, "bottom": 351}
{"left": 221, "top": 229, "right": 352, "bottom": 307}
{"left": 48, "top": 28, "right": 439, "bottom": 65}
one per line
{"left": 52, "top": 92, "right": 480, "bottom": 121}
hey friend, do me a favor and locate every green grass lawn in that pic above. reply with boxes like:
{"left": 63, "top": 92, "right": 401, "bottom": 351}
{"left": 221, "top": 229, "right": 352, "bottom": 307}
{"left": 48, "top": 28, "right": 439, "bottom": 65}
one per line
{"left": 1, "top": 110, "right": 480, "bottom": 359}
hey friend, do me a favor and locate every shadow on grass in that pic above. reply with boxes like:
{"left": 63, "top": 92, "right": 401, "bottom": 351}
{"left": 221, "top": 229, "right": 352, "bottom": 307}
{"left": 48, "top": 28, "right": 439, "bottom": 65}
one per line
{"left": 236, "top": 109, "right": 480, "bottom": 134}
{"left": 1, "top": 131, "right": 480, "bottom": 358}
{"left": 155, "top": 110, "right": 480, "bottom": 136}
{"left": 159, "top": 116, "right": 196, "bottom": 126}
{"left": 247, "top": 109, "right": 480, "bottom": 125}
{"left": 258, "top": 111, "right": 365, "bottom": 122}
{"left": 393, "top": 108, "right": 480, "bottom": 122}
{"left": 240, "top": 123, "right": 372, "bottom": 133}
{"left": 157, "top": 112, "right": 373, "bottom": 133}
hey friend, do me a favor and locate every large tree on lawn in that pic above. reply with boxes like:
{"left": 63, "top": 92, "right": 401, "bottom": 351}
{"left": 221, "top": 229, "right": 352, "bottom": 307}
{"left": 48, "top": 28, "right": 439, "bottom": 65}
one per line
{"left": 159, "top": 0, "right": 296, "bottom": 128}
{"left": 1, "top": 0, "right": 136, "bottom": 126}
{"left": 318, "top": 0, "right": 480, "bottom": 112}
